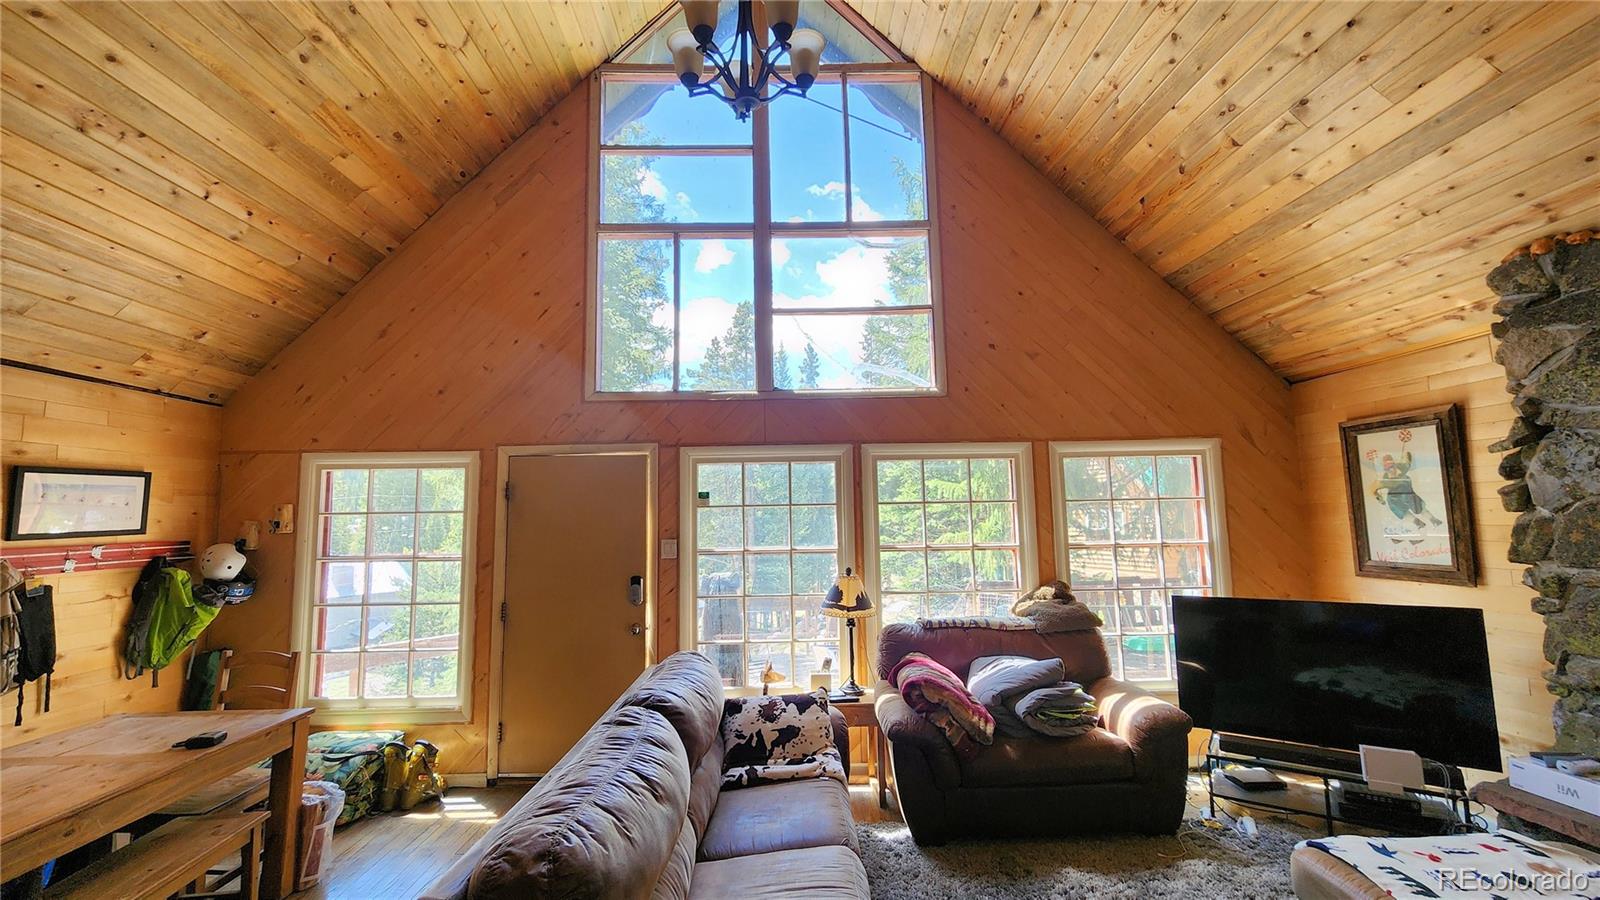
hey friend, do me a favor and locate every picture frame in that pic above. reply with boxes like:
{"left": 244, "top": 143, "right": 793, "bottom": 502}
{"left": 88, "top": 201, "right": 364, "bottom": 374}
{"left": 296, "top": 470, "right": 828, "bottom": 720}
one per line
{"left": 1339, "top": 404, "right": 1477, "bottom": 586}
{"left": 5, "top": 466, "right": 153, "bottom": 541}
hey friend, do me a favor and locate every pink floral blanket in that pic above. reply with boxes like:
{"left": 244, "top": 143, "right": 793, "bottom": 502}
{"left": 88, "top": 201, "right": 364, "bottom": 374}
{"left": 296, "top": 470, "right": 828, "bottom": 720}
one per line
{"left": 890, "top": 652, "right": 995, "bottom": 756}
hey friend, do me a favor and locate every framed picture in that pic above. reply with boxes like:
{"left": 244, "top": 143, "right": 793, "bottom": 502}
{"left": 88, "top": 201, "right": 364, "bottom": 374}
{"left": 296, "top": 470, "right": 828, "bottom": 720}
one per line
{"left": 1339, "top": 405, "right": 1477, "bottom": 586}
{"left": 5, "top": 466, "right": 153, "bottom": 541}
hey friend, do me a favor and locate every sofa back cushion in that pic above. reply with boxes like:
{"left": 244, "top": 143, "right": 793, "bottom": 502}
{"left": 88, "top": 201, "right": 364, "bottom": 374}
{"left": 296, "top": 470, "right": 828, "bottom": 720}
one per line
{"left": 467, "top": 705, "right": 690, "bottom": 899}
{"left": 878, "top": 621, "right": 1110, "bottom": 687}
{"left": 622, "top": 651, "right": 724, "bottom": 765}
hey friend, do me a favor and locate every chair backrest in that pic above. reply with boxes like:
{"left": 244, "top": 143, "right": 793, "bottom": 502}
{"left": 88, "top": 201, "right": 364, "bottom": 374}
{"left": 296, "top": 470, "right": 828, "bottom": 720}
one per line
{"left": 215, "top": 649, "right": 301, "bottom": 710}
{"left": 877, "top": 621, "right": 1111, "bottom": 685}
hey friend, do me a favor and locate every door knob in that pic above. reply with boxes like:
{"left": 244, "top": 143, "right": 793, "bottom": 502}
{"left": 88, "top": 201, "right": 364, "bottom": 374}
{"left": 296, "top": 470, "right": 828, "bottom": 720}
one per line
{"left": 629, "top": 623, "right": 644, "bottom": 636}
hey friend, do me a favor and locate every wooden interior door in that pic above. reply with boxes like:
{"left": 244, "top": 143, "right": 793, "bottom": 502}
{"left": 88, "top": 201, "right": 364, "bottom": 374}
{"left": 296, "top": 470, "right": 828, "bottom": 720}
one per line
{"left": 498, "top": 451, "right": 651, "bottom": 775}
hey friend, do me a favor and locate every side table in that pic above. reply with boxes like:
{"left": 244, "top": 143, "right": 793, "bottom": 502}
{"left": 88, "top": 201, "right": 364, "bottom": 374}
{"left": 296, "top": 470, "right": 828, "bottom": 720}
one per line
{"left": 835, "top": 694, "right": 890, "bottom": 808}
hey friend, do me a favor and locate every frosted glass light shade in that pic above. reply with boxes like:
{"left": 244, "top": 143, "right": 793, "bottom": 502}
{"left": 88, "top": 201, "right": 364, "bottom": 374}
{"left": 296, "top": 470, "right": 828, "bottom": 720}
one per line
{"left": 786, "top": 29, "right": 825, "bottom": 87}
{"left": 764, "top": 0, "right": 800, "bottom": 43}
{"left": 679, "top": 0, "right": 720, "bottom": 46}
{"left": 667, "top": 29, "right": 706, "bottom": 86}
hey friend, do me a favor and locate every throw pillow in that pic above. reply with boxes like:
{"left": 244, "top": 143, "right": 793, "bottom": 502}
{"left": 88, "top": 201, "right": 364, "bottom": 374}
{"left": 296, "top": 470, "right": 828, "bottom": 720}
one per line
{"left": 889, "top": 652, "right": 995, "bottom": 755}
{"left": 719, "top": 690, "right": 845, "bottom": 790}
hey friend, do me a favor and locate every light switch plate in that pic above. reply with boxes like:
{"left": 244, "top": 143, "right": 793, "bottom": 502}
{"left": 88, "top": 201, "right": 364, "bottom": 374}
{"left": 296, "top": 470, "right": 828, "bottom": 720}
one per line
{"left": 661, "top": 539, "right": 678, "bottom": 559}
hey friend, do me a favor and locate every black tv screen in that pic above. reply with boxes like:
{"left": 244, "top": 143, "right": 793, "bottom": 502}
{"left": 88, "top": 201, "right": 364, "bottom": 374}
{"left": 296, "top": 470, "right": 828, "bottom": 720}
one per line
{"left": 1172, "top": 596, "right": 1501, "bottom": 771}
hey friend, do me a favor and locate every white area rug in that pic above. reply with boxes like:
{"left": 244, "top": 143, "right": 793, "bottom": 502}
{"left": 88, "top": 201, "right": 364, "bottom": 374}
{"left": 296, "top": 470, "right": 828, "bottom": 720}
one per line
{"left": 857, "top": 818, "right": 1306, "bottom": 899}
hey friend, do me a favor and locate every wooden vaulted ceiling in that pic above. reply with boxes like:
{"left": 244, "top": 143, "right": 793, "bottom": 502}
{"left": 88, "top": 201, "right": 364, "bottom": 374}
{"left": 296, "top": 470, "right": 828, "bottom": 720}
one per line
{"left": 1, "top": 1, "right": 1597, "bottom": 402}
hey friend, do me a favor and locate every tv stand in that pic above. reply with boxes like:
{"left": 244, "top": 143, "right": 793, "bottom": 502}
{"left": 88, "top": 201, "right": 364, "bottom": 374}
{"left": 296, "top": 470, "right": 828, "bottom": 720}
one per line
{"left": 1206, "top": 733, "right": 1474, "bottom": 836}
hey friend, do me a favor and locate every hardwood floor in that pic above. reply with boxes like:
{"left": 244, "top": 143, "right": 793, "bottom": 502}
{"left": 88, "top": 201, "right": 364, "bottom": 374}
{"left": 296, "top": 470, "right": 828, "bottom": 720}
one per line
{"left": 309, "top": 782, "right": 902, "bottom": 898}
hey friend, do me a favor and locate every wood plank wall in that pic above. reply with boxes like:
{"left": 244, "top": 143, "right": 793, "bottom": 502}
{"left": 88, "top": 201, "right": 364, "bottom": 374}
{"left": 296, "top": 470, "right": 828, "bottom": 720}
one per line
{"left": 1291, "top": 336, "right": 1553, "bottom": 769}
{"left": 0, "top": 367, "right": 220, "bottom": 747}
{"left": 206, "top": 78, "right": 1312, "bottom": 775}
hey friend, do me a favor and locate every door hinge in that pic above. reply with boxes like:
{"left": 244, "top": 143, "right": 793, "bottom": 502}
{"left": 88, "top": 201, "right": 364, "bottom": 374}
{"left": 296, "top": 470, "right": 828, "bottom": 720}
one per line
{"left": 503, "top": 482, "right": 512, "bottom": 502}
{"left": 497, "top": 722, "right": 504, "bottom": 743}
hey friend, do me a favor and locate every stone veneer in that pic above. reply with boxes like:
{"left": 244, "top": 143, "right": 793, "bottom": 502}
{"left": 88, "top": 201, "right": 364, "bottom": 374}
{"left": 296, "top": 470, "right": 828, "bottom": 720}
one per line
{"left": 1488, "top": 230, "right": 1600, "bottom": 751}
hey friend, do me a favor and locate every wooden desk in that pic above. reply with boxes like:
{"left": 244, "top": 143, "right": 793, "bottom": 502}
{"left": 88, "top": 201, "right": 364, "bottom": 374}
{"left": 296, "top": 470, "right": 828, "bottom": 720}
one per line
{"left": 835, "top": 695, "right": 890, "bottom": 808}
{"left": 1, "top": 708, "right": 312, "bottom": 898}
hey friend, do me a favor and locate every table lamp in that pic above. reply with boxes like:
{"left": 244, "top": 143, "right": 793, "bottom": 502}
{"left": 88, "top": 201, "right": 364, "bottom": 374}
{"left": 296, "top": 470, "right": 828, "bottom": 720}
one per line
{"left": 821, "top": 567, "right": 873, "bottom": 697}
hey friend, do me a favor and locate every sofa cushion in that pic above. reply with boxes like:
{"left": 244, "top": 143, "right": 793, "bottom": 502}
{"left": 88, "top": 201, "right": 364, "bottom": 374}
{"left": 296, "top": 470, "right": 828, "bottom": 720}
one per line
{"left": 956, "top": 727, "right": 1134, "bottom": 788}
{"left": 687, "top": 736, "right": 725, "bottom": 842}
{"left": 466, "top": 705, "right": 690, "bottom": 899}
{"left": 688, "top": 846, "right": 869, "bottom": 900}
{"left": 623, "top": 651, "right": 725, "bottom": 764}
{"left": 697, "top": 778, "right": 857, "bottom": 862}
{"left": 651, "top": 819, "right": 698, "bottom": 900}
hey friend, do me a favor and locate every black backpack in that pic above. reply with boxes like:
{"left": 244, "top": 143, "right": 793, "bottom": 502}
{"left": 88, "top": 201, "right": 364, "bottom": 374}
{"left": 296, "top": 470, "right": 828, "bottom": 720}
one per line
{"left": 9, "top": 582, "right": 56, "bottom": 726}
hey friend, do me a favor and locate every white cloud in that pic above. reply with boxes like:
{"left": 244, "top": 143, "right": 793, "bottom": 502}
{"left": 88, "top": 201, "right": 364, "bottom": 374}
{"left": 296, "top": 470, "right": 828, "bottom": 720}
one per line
{"left": 694, "top": 239, "right": 735, "bottom": 274}
{"left": 673, "top": 191, "right": 698, "bottom": 219}
{"left": 816, "top": 245, "right": 891, "bottom": 306}
{"left": 801, "top": 181, "right": 883, "bottom": 221}
{"left": 806, "top": 181, "right": 848, "bottom": 197}
{"left": 678, "top": 296, "right": 743, "bottom": 366}
{"left": 771, "top": 240, "right": 791, "bottom": 268}
{"left": 637, "top": 168, "right": 667, "bottom": 202}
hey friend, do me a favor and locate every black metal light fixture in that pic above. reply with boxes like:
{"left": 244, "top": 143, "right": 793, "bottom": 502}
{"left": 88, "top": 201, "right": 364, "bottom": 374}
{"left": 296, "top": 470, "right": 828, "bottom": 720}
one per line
{"left": 667, "top": 1, "right": 826, "bottom": 121}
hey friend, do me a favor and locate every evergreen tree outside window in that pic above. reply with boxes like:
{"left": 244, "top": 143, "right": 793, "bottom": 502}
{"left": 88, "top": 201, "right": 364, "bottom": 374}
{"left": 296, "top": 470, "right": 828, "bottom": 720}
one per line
{"left": 594, "top": 44, "right": 939, "bottom": 396}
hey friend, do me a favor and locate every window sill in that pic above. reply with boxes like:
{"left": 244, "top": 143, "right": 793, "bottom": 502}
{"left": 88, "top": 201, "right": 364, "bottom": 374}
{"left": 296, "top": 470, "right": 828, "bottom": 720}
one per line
{"left": 307, "top": 705, "right": 469, "bottom": 728}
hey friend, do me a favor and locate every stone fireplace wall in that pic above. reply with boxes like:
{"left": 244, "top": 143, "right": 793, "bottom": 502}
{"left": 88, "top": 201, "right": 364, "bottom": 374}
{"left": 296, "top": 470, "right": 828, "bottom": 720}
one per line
{"left": 1488, "top": 231, "right": 1599, "bottom": 751}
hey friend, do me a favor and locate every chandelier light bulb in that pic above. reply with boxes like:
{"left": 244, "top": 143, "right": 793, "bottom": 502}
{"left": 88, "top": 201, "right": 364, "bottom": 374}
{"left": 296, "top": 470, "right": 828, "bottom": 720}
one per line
{"left": 679, "top": 0, "right": 720, "bottom": 47}
{"left": 764, "top": 0, "right": 800, "bottom": 43}
{"left": 667, "top": 29, "right": 706, "bottom": 87}
{"left": 786, "top": 28, "right": 825, "bottom": 88}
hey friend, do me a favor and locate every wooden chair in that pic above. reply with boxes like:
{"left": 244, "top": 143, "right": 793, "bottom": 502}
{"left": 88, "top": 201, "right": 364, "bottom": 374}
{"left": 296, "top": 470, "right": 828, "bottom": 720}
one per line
{"left": 214, "top": 650, "right": 301, "bottom": 711}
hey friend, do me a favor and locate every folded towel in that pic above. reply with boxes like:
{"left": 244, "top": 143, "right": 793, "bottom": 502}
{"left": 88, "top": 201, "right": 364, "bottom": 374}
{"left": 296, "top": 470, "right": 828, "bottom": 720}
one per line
{"left": 1014, "top": 682, "right": 1100, "bottom": 738}
{"left": 966, "top": 655, "right": 1065, "bottom": 738}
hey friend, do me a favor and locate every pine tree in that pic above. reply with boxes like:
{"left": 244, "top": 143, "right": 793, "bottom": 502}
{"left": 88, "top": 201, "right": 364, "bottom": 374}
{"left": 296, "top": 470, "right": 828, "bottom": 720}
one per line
{"left": 597, "top": 123, "right": 674, "bottom": 391}
{"left": 774, "top": 343, "right": 793, "bottom": 389}
{"left": 687, "top": 302, "right": 756, "bottom": 390}
{"left": 800, "top": 343, "right": 821, "bottom": 389}
{"left": 860, "top": 160, "right": 932, "bottom": 387}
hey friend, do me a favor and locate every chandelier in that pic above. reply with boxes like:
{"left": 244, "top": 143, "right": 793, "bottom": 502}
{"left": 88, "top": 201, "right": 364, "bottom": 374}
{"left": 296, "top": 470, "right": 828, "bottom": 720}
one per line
{"left": 667, "top": 1, "right": 827, "bottom": 121}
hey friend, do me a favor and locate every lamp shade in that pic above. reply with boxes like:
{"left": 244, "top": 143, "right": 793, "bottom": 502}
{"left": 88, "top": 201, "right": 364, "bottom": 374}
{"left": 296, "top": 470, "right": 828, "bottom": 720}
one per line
{"left": 822, "top": 567, "right": 873, "bottom": 619}
{"left": 667, "top": 29, "right": 706, "bottom": 87}
{"left": 679, "top": 0, "right": 720, "bottom": 46}
{"left": 764, "top": 0, "right": 800, "bottom": 43}
{"left": 785, "top": 28, "right": 825, "bottom": 88}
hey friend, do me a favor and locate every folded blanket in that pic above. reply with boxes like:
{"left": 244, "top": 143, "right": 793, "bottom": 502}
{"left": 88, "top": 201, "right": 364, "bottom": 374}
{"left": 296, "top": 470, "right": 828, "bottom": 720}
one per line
{"left": 966, "top": 655, "right": 1065, "bottom": 738}
{"left": 890, "top": 652, "right": 995, "bottom": 756}
{"left": 1010, "top": 581, "right": 1103, "bottom": 634}
{"left": 1014, "top": 682, "right": 1099, "bottom": 737}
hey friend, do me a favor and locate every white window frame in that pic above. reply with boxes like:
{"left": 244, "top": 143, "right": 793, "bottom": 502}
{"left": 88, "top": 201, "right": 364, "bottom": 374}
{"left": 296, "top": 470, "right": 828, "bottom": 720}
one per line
{"left": 1048, "top": 439, "right": 1232, "bottom": 691}
{"left": 292, "top": 451, "right": 478, "bottom": 725}
{"left": 678, "top": 444, "right": 855, "bottom": 696}
{"left": 586, "top": 60, "right": 945, "bottom": 400}
{"left": 861, "top": 442, "right": 1039, "bottom": 657}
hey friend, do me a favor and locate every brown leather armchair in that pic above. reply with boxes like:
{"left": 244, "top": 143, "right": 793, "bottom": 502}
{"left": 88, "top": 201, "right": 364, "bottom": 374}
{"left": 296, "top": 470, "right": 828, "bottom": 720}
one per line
{"left": 875, "top": 621, "right": 1192, "bottom": 844}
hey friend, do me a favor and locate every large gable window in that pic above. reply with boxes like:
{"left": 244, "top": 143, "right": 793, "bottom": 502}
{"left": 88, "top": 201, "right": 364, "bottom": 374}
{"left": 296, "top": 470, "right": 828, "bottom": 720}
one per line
{"left": 592, "top": 6, "right": 939, "bottom": 396}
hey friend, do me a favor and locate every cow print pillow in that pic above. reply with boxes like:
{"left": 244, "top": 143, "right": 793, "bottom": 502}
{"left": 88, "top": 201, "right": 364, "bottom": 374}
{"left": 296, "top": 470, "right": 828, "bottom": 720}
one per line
{"left": 720, "top": 689, "right": 845, "bottom": 790}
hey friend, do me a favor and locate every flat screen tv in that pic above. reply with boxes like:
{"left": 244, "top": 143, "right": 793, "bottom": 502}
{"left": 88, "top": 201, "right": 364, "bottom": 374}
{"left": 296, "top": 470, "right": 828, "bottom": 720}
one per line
{"left": 1172, "top": 596, "right": 1501, "bottom": 771}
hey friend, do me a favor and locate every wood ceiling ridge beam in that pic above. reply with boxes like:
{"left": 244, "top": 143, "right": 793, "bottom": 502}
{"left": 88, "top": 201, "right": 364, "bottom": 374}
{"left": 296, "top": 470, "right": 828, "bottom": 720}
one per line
{"left": 1090, "top": 0, "right": 1325, "bottom": 227}
{"left": 1195, "top": 126, "right": 1600, "bottom": 315}
{"left": 1162, "top": 16, "right": 1600, "bottom": 286}
{"left": 1171, "top": 77, "right": 1600, "bottom": 295}
{"left": 1064, "top": 0, "right": 1241, "bottom": 181}
{"left": 0, "top": 5, "right": 405, "bottom": 257}
{"left": 1102, "top": 0, "right": 1403, "bottom": 240}
{"left": 1152, "top": 55, "right": 1500, "bottom": 277}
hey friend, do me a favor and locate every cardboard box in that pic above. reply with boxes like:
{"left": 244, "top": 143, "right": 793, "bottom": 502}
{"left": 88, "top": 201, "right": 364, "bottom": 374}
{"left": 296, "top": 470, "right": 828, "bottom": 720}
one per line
{"left": 1508, "top": 757, "right": 1600, "bottom": 816}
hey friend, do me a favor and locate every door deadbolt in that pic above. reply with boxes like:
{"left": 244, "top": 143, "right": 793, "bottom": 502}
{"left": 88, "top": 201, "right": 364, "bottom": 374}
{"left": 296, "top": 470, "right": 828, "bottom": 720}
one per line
{"left": 628, "top": 575, "right": 644, "bottom": 606}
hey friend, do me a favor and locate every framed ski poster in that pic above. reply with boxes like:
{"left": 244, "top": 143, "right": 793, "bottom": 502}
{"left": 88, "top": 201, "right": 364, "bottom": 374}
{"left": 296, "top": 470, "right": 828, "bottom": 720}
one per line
{"left": 1339, "top": 404, "right": 1477, "bottom": 586}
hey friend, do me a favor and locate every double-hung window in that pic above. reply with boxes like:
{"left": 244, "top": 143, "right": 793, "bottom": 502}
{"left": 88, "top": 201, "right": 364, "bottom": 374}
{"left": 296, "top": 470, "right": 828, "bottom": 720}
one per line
{"left": 593, "top": 4, "right": 940, "bottom": 396}
{"left": 680, "top": 446, "right": 853, "bottom": 691}
{"left": 295, "top": 452, "right": 477, "bottom": 722}
{"left": 865, "top": 444, "right": 1037, "bottom": 627}
{"left": 1050, "top": 441, "right": 1230, "bottom": 685}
